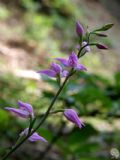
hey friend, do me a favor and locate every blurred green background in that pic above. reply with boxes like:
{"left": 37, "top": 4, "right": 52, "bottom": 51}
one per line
{"left": 0, "top": 0, "right": 120, "bottom": 160}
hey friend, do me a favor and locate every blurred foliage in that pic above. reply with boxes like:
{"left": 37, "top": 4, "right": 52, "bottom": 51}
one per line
{"left": 18, "top": 0, "right": 82, "bottom": 54}
{"left": 0, "top": 71, "right": 120, "bottom": 159}
{"left": 0, "top": 4, "right": 10, "bottom": 20}
{"left": 41, "top": 71, "right": 120, "bottom": 159}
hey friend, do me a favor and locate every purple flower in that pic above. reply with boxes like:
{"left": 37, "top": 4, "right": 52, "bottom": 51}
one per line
{"left": 37, "top": 62, "right": 68, "bottom": 78}
{"left": 5, "top": 100, "right": 34, "bottom": 118}
{"left": 96, "top": 43, "right": 108, "bottom": 49}
{"left": 64, "top": 109, "right": 84, "bottom": 128}
{"left": 56, "top": 51, "right": 87, "bottom": 71}
{"left": 82, "top": 41, "right": 91, "bottom": 52}
{"left": 76, "top": 21, "right": 84, "bottom": 36}
{"left": 20, "top": 128, "right": 47, "bottom": 142}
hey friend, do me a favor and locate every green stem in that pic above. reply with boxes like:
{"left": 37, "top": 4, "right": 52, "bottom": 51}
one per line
{"left": 28, "top": 117, "right": 36, "bottom": 135}
{"left": 2, "top": 72, "right": 71, "bottom": 160}
{"left": 31, "top": 74, "right": 70, "bottom": 133}
{"left": 2, "top": 34, "right": 90, "bottom": 159}
{"left": 78, "top": 42, "right": 97, "bottom": 58}
{"left": 50, "top": 109, "right": 64, "bottom": 114}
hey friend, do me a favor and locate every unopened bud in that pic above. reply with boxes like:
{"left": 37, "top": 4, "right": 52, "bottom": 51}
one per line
{"left": 96, "top": 43, "right": 108, "bottom": 49}
{"left": 76, "top": 21, "right": 84, "bottom": 36}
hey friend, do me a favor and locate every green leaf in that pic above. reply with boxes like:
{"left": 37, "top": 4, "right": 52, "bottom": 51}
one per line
{"left": 93, "top": 33, "right": 107, "bottom": 37}
{"left": 94, "top": 23, "right": 114, "bottom": 32}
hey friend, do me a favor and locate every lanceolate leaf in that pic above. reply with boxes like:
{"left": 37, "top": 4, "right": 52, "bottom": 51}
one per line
{"left": 93, "top": 33, "right": 107, "bottom": 37}
{"left": 94, "top": 23, "right": 114, "bottom": 32}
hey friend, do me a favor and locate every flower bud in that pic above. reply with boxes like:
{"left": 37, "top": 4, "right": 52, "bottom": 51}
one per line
{"left": 82, "top": 41, "right": 90, "bottom": 52}
{"left": 76, "top": 21, "right": 84, "bottom": 36}
{"left": 64, "top": 109, "right": 84, "bottom": 128}
{"left": 96, "top": 43, "right": 108, "bottom": 49}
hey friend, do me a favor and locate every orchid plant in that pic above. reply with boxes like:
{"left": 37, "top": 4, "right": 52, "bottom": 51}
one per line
{"left": 2, "top": 21, "right": 113, "bottom": 160}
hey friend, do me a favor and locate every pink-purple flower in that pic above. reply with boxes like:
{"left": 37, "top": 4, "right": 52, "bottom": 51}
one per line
{"left": 64, "top": 109, "right": 84, "bottom": 128}
{"left": 56, "top": 51, "right": 87, "bottom": 71}
{"left": 20, "top": 128, "right": 47, "bottom": 142}
{"left": 37, "top": 62, "right": 68, "bottom": 78}
{"left": 5, "top": 100, "right": 34, "bottom": 118}
{"left": 76, "top": 21, "right": 84, "bottom": 36}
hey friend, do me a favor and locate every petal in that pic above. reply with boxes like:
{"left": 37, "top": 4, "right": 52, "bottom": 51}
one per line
{"left": 5, "top": 107, "right": 29, "bottom": 118}
{"left": 68, "top": 51, "right": 78, "bottom": 67}
{"left": 75, "top": 64, "right": 87, "bottom": 71}
{"left": 55, "top": 58, "right": 69, "bottom": 67}
{"left": 28, "top": 132, "right": 47, "bottom": 142}
{"left": 18, "top": 100, "right": 34, "bottom": 117}
{"left": 20, "top": 128, "right": 47, "bottom": 142}
{"left": 61, "top": 70, "right": 69, "bottom": 77}
{"left": 51, "top": 62, "right": 62, "bottom": 73}
{"left": 64, "top": 109, "right": 84, "bottom": 128}
{"left": 37, "top": 70, "right": 56, "bottom": 77}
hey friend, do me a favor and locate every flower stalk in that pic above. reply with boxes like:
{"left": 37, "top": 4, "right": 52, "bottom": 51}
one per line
{"left": 2, "top": 71, "right": 71, "bottom": 160}
{"left": 2, "top": 21, "right": 113, "bottom": 160}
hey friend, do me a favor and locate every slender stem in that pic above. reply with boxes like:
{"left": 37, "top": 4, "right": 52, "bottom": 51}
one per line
{"left": 2, "top": 136, "right": 29, "bottom": 160}
{"left": 28, "top": 117, "right": 33, "bottom": 134}
{"left": 2, "top": 37, "right": 92, "bottom": 159}
{"left": 50, "top": 109, "right": 64, "bottom": 114}
{"left": 2, "top": 73, "right": 71, "bottom": 160}
{"left": 31, "top": 75, "right": 70, "bottom": 133}
{"left": 2, "top": 33, "right": 91, "bottom": 159}
{"left": 87, "top": 32, "right": 91, "bottom": 44}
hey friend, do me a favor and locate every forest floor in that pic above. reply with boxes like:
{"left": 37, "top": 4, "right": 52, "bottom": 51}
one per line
{"left": 0, "top": 0, "right": 120, "bottom": 78}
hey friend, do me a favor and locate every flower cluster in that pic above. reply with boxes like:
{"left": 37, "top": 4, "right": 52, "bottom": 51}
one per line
{"left": 37, "top": 51, "right": 87, "bottom": 79}
{"left": 37, "top": 62, "right": 69, "bottom": 78}
{"left": 5, "top": 101, "right": 46, "bottom": 142}
{"left": 5, "top": 21, "right": 113, "bottom": 142}
{"left": 3, "top": 21, "right": 113, "bottom": 160}
{"left": 56, "top": 51, "right": 87, "bottom": 71}
{"left": 5, "top": 101, "right": 84, "bottom": 142}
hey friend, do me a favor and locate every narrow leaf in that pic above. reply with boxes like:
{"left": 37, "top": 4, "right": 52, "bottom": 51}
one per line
{"left": 94, "top": 23, "right": 114, "bottom": 32}
{"left": 93, "top": 33, "right": 107, "bottom": 37}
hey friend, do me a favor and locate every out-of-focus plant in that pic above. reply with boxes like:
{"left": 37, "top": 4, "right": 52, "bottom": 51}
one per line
{"left": 0, "top": 5, "right": 10, "bottom": 20}
{"left": 1, "top": 22, "right": 113, "bottom": 160}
